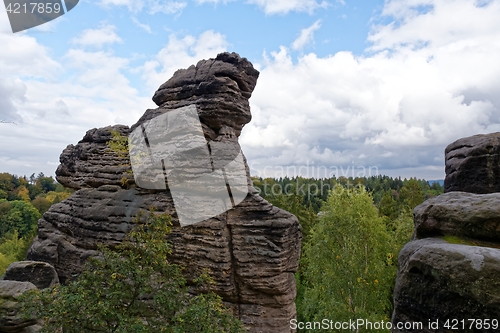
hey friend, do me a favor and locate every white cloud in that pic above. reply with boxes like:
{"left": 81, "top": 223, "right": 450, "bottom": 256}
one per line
{"left": 139, "top": 30, "right": 228, "bottom": 93}
{"left": 131, "top": 17, "right": 152, "bottom": 34}
{"left": 242, "top": 0, "right": 500, "bottom": 179}
{"left": 71, "top": 24, "right": 123, "bottom": 47}
{"left": 0, "top": 78, "right": 26, "bottom": 123}
{"left": 292, "top": 20, "right": 322, "bottom": 50}
{"left": 0, "top": 10, "right": 61, "bottom": 79}
{"left": 98, "top": 0, "right": 187, "bottom": 14}
{"left": 246, "top": 0, "right": 329, "bottom": 15}
{"left": 0, "top": 10, "right": 150, "bottom": 177}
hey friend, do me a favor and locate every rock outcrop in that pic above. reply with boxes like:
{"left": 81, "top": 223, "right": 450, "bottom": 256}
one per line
{"left": 444, "top": 132, "right": 500, "bottom": 193}
{"left": 26, "top": 52, "right": 301, "bottom": 333}
{"left": 3, "top": 261, "right": 59, "bottom": 290}
{"left": 55, "top": 125, "right": 132, "bottom": 189}
{"left": 0, "top": 280, "right": 40, "bottom": 333}
{"left": 392, "top": 134, "right": 500, "bottom": 332}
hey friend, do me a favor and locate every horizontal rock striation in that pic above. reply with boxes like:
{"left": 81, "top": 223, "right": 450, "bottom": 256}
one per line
{"left": 393, "top": 133, "right": 500, "bottom": 332}
{"left": 444, "top": 132, "right": 500, "bottom": 193}
{"left": 413, "top": 192, "right": 500, "bottom": 242}
{"left": 27, "top": 52, "right": 301, "bottom": 333}
{"left": 139, "top": 52, "right": 259, "bottom": 137}
{"left": 56, "top": 125, "right": 133, "bottom": 190}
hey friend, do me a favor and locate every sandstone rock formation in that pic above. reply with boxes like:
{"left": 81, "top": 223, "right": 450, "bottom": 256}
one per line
{"left": 0, "top": 280, "right": 40, "bottom": 333}
{"left": 26, "top": 52, "right": 301, "bottom": 333}
{"left": 3, "top": 261, "right": 59, "bottom": 290}
{"left": 392, "top": 134, "right": 500, "bottom": 332}
{"left": 444, "top": 132, "right": 500, "bottom": 193}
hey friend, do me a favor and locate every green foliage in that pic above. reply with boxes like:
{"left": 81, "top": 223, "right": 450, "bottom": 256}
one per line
{"left": 31, "top": 197, "right": 52, "bottom": 215}
{"left": 108, "top": 130, "right": 130, "bottom": 159}
{"left": 0, "top": 199, "right": 40, "bottom": 239}
{"left": 252, "top": 175, "right": 443, "bottom": 215}
{"left": 0, "top": 230, "right": 33, "bottom": 274}
{"left": 22, "top": 211, "right": 244, "bottom": 333}
{"left": 108, "top": 131, "right": 133, "bottom": 188}
{"left": 297, "top": 186, "right": 395, "bottom": 332}
{"left": 392, "top": 209, "right": 414, "bottom": 250}
{"left": 398, "top": 179, "right": 424, "bottom": 210}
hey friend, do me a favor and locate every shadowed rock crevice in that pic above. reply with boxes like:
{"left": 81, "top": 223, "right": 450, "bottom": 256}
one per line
{"left": 27, "top": 52, "right": 301, "bottom": 333}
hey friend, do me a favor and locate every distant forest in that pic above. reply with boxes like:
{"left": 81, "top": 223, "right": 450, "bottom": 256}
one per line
{"left": 252, "top": 175, "right": 443, "bottom": 214}
{"left": 0, "top": 172, "right": 73, "bottom": 274}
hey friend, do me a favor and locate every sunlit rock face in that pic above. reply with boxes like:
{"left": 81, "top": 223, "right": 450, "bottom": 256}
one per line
{"left": 392, "top": 135, "right": 500, "bottom": 332}
{"left": 28, "top": 52, "right": 302, "bottom": 333}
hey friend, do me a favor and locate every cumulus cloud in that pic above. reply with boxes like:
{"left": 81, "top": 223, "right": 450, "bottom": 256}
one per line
{"left": 98, "top": 0, "right": 187, "bottom": 14}
{"left": 139, "top": 30, "right": 228, "bottom": 92}
{"left": 241, "top": 0, "right": 500, "bottom": 179}
{"left": 246, "top": 0, "right": 329, "bottom": 15}
{"left": 0, "top": 10, "right": 150, "bottom": 177}
{"left": 291, "top": 20, "right": 322, "bottom": 50}
{"left": 71, "top": 24, "right": 123, "bottom": 47}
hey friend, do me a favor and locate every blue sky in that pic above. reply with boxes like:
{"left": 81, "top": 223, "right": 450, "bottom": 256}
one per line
{"left": 1, "top": 0, "right": 500, "bottom": 181}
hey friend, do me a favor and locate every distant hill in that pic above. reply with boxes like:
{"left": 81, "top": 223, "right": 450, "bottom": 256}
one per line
{"left": 428, "top": 179, "right": 444, "bottom": 186}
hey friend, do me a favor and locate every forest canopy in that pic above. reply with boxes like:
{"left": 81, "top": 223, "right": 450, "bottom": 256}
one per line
{"left": 0, "top": 172, "right": 73, "bottom": 274}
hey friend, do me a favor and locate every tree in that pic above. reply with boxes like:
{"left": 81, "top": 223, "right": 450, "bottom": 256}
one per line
{"left": 0, "top": 199, "right": 40, "bottom": 238}
{"left": 297, "top": 186, "right": 395, "bottom": 331}
{"left": 0, "top": 230, "right": 32, "bottom": 274}
{"left": 31, "top": 197, "right": 52, "bottom": 215}
{"left": 37, "top": 176, "right": 57, "bottom": 193}
{"left": 398, "top": 179, "right": 424, "bottom": 210}
{"left": 22, "top": 211, "right": 245, "bottom": 333}
{"left": 378, "top": 190, "right": 397, "bottom": 220}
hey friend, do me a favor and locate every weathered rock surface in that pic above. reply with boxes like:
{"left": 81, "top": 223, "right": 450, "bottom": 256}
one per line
{"left": 413, "top": 191, "right": 500, "bottom": 242}
{"left": 3, "top": 261, "right": 59, "bottom": 290}
{"left": 393, "top": 132, "right": 500, "bottom": 332}
{"left": 0, "top": 280, "right": 39, "bottom": 333}
{"left": 444, "top": 132, "right": 500, "bottom": 193}
{"left": 55, "top": 125, "right": 132, "bottom": 190}
{"left": 27, "top": 52, "right": 301, "bottom": 333}
{"left": 148, "top": 52, "right": 259, "bottom": 136}
{"left": 392, "top": 238, "right": 500, "bottom": 333}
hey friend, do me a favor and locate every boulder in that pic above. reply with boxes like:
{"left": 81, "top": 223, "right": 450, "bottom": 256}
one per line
{"left": 413, "top": 191, "right": 500, "bottom": 242}
{"left": 3, "top": 261, "right": 59, "bottom": 290}
{"left": 394, "top": 132, "right": 500, "bottom": 332}
{"left": 392, "top": 238, "right": 500, "bottom": 332}
{"left": 27, "top": 52, "right": 301, "bottom": 333}
{"left": 0, "top": 280, "right": 39, "bottom": 333}
{"left": 444, "top": 132, "right": 500, "bottom": 194}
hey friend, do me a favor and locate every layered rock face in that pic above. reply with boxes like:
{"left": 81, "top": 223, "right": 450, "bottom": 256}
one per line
{"left": 27, "top": 52, "right": 301, "bottom": 333}
{"left": 0, "top": 261, "right": 59, "bottom": 332}
{"left": 392, "top": 133, "right": 500, "bottom": 332}
{"left": 444, "top": 133, "right": 500, "bottom": 193}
